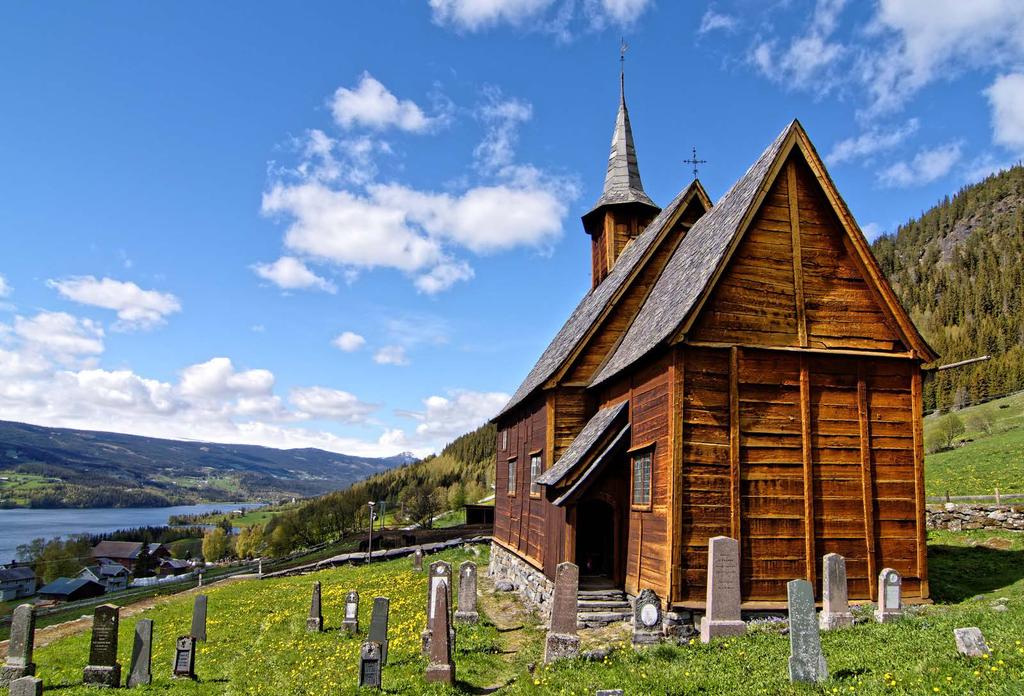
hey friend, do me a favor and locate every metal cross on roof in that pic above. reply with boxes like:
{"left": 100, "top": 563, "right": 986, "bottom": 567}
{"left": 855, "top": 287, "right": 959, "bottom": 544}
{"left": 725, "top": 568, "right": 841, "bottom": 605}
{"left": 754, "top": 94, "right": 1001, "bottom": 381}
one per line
{"left": 683, "top": 146, "right": 707, "bottom": 180}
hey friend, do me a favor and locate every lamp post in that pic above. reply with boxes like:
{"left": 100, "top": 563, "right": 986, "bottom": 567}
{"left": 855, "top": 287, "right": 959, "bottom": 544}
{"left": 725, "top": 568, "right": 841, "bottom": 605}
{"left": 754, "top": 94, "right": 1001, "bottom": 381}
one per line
{"left": 367, "top": 501, "right": 376, "bottom": 562}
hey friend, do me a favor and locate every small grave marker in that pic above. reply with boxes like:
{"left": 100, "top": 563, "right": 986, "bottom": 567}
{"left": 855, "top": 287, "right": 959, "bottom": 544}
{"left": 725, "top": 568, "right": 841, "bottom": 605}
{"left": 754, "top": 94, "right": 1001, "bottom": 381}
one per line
{"left": 424, "top": 582, "right": 455, "bottom": 684}
{"left": 127, "top": 618, "right": 153, "bottom": 687}
{"left": 83, "top": 604, "right": 122, "bottom": 687}
{"left": 875, "top": 568, "right": 902, "bottom": 623}
{"left": 173, "top": 636, "right": 197, "bottom": 679}
{"left": 368, "top": 598, "right": 390, "bottom": 665}
{"left": 544, "top": 562, "right": 580, "bottom": 664}
{"left": 819, "top": 553, "right": 854, "bottom": 630}
{"left": 954, "top": 627, "right": 991, "bottom": 657}
{"left": 632, "top": 588, "right": 662, "bottom": 645}
{"left": 307, "top": 581, "right": 323, "bottom": 632}
{"left": 422, "top": 561, "right": 452, "bottom": 654}
{"left": 700, "top": 536, "right": 746, "bottom": 642}
{"left": 191, "top": 594, "right": 208, "bottom": 641}
{"left": 787, "top": 579, "right": 828, "bottom": 683}
{"left": 455, "top": 561, "right": 479, "bottom": 624}
{"left": 1, "top": 604, "right": 36, "bottom": 686}
{"left": 8, "top": 676, "right": 42, "bottom": 696}
{"left": 412, "top": 548, "right": 423, "bottom": 571}
{"left": 358, "top": 641, "right": 382, "bottom": 689}
{"left": 343, "top": 590, "right": 360, "bottom": 634}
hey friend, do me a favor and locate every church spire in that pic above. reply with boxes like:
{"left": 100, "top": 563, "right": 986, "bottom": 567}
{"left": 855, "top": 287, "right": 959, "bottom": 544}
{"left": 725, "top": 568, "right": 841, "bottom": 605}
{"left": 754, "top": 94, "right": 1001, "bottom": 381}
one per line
{"left": 582, "top": 44, "right": 660, "bottom": 288}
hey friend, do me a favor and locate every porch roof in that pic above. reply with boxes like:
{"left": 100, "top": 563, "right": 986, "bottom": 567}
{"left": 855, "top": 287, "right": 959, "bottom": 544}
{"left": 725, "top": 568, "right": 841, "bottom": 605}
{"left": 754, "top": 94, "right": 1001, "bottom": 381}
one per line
{"left": 537, "top": 400, "right": 628, "bottom": 488}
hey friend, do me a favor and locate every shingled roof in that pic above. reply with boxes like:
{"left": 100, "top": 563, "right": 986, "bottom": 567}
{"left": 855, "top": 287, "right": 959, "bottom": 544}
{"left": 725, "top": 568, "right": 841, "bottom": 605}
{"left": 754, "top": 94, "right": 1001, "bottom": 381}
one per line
{"left": 591, "top": 121, "right": 797, "bottom": 386}
{"left": 495, "top": 180, "right": 707, "bottom": 419}
{"left": 535, "top": 401, "right": 628, "bottom": 487}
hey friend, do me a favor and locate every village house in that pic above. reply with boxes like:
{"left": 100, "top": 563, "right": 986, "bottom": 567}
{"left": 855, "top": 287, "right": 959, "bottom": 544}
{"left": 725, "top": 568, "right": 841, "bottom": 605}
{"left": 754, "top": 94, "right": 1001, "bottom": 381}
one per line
{"left": 0, "top": 565, "right": 36, "bottom": 601}
{"left": 490, "top": 72, "right": 936, "bottom": 618}
{"left": 91, "top": 540, "right": 169, "bottom": 574}
{"left": 37, "top": 577, "right": 105, "bottom": 602}
{"left": 77, "top": 560, "right": 130, "bottom": 593}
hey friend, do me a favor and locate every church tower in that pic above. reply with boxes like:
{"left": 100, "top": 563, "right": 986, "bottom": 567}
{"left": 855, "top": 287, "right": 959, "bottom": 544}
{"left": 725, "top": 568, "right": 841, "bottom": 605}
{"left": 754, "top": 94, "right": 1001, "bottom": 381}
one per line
{"left": 581, "top": 65, "right": 660, "bottom": 288}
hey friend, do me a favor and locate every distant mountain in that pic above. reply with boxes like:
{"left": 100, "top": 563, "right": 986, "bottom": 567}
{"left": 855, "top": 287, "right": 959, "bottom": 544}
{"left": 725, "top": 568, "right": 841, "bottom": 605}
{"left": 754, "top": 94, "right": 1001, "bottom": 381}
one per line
{"left": 0, "top": 419, "right": 416, "bottom": 508}
{"left": 872, "top": 164, "right": 1024, "bottom": 411}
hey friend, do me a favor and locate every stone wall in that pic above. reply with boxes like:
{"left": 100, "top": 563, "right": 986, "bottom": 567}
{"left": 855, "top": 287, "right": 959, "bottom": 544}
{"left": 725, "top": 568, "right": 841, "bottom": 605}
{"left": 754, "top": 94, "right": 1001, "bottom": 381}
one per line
{"left": 488, "top": 542, "right": 554, "bottom": 617}
{"left": 927, "top": 503, "right": 1024, "bottom": 531}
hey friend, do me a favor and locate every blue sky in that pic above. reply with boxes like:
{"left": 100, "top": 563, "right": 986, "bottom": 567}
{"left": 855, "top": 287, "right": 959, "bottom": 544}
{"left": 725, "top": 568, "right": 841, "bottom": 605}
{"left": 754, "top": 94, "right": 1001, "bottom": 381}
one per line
{"left": 1, "top": 1, "right": 1022, "bottom": 457}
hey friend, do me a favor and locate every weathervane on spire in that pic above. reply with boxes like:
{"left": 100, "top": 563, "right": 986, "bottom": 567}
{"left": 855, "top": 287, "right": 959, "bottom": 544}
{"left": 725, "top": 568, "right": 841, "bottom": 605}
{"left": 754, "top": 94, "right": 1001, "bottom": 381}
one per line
{"left": 683, "top": 146, "right": 707, "bottom": 180}
{"left": 620, "top": 38, "right": 628, "bottom": 98}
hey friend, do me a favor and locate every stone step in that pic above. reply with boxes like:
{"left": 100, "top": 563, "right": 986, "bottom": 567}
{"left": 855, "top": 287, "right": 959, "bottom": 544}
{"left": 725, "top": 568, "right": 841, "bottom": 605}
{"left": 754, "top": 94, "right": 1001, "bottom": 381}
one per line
{"left": 578, "top": 599, "right": 631, "bottom": 611}
{"left": 577, "top": 611, "right": 632, "bottom": 626}
{"left": 577, "top": 590, "right": 627, "bottom": 599}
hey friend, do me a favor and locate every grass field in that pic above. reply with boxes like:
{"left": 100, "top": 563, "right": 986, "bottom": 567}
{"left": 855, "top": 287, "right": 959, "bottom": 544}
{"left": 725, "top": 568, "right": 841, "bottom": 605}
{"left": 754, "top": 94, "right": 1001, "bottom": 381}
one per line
{"left": 21, "top": 533, "right": 1024, "bottom": 695}
{"left": 0, "top": 471, "right": 57, "bottom": 506}
{"left": 924, "top": 391, "right": 1024, "bottom": 497}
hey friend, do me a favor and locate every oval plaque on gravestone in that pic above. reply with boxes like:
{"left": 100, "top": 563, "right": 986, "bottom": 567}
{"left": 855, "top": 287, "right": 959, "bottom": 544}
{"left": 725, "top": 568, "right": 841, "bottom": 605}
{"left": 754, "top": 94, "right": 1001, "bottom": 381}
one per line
{"left": 640, "top": 603, "right": 659, "bottom": 628}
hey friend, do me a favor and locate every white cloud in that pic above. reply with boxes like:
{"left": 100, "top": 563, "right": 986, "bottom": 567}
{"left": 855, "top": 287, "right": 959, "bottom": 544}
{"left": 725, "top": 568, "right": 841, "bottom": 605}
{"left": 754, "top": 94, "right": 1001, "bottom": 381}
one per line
{"left": 879, "top": 141, "right": 962, "bottom": 188}
{"left": 699, "top": 8, "right": 737, "bottom": 34}
{"left": 826, "top": 119, "right": 920, "bottom": 165}
{"left": 0, "top": 275, "right": 11, "bottom": 298}
{"left": 415, "top": 259, "right": 475, "bottom": 294}
{"left": 11, "top": 311, "right": 104, "bottom": 360}
{"left": 400, "top": 389, "right": 509, "bottom": 444}
{"left": 589, "top": 0, "right": 651, "bottom": 26}
{"left": 251, "top": 256, "right": 336, "bottom": 293}
{"left": 330, "top": 73, "right": 434, "bottom": 133}
{"left": 429, "top": 0, "right": 557, "bottom": 31}
{"left": 47, "top": 276, "right": 180, "bottom": 331}
{"left": 475, "top": 90, "right": 533, "bottom": 171}
{"left": 373, "top": 345, "right": 409, "bottom": 366}
{"left": 332, "top": 331, "right": 367, "bottom": 352}
{"left": 750, "top": 0, "right": 847, "bottom": 91}
{"left": 986, "top": 73, "right": 1024, "bottom": 152}
{"left": 428, "top": 0, "right": 651, "bottom": 33}
{"left": 860, "top": 222, "right": 884, "bottom": 241}
{"left": 290, "top": 386, "right": 377, "bottom": 423}
{"left": 179, "top": 357, "right": 275, "bottom": 400}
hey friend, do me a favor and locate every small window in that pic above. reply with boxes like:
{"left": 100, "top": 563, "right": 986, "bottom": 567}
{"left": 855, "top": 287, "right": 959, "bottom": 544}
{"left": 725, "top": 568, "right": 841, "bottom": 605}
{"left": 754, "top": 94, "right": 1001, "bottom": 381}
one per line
{"left": 529, "top": 453, "right": 543, "bottom": 498}
{"left": 507, "top": 459, "right": 517, "bottom": 495}
{"left": 632, "top": 450, "right": 652, "bottom": 507}
{"left": 501, "top": 429, "right": 508, "bottom": 450}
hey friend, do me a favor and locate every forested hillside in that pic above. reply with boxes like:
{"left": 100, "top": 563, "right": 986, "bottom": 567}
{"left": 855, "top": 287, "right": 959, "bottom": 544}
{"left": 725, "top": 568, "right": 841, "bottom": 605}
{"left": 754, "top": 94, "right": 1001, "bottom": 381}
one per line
{"left": 872, "top": 164, "right": 1024, "bottom": 411}
{"left": 264, "top": 423, "right": 496, "bottom": 554}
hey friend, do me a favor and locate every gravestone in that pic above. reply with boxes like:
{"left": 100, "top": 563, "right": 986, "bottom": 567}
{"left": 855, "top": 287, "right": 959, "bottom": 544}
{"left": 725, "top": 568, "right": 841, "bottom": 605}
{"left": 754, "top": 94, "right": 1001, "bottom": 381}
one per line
{"left": 83, "top": 604, "right": 122, "bottom": 687}
{"left": 819, "top": 553, "right": 854, "bottom": 630}
{"left": 424, "top": 584, "right": 455, "bottom": 684}
{"left": 954, "top": 627, "right": 991, "bottom": 657}
{"left": 632, "top": 588, "right": 662, "bottom": 645}
{"left": 127, "top": 618, "right": 154, "bottom": 687}
{"left": 1, "top": 604, "right": 36, "bottom": 686}
{"left": 172, "top": 636, "right": 196, "bottom": 679}
{"left": 874, "top": 568, "right": 903, "bottom": 623}
{"left": 412, "top": 548, "right": 423, "bottom": 571}
{"left": 307, "top": 581, "right": 323, "bottom": 632}
{"left": 369, "top": 597, "right": 390, "bottom": 665}
{"left": 455, "top": 561, "right": 479, "bottom": 624}
{"left": 543, "top": 562, "right": 580, "bottom": 664}
{"left": 700, "top": 536, "right": 746, "bottom": 643}
{"left": 343, "top": 590, "right": 360, "bottom": 634}
{"left": 421, "top": 561, "right": 453, "bottom": 654}
{"left": 8, "top": 676, "right": 42, "bottom": 696}
{"left": 191, "top": 594, "right": 208, "bottom": 641}
{"left": 787, "top": 579, "right": 828, "bottom": 683}
{"left": 358, "top": 641, "right": 382, "bottom": 689}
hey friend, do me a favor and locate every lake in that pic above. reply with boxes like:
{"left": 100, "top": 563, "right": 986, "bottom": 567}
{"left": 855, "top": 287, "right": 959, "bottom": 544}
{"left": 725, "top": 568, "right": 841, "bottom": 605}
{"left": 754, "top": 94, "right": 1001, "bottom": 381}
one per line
{"left": 0, "top": 502, "right": 265, "bottom": 561}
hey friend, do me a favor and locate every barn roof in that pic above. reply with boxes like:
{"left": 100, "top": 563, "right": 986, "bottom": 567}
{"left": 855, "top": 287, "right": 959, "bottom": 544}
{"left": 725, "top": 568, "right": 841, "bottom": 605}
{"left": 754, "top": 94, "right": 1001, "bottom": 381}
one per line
{"left": 590, "top": 119, "right": 937, "bottom": 386}
{"left": 496, "top": 181, "right": 708, "bottom": 419}
{"left": 536, "top": 400, "right": 628, "bottom": 487}
{"left": 0, "top": 566, "right": 35, "bottom": 582}
{"left": 92, "top": 540, "right": 143, "bottom": 559}
{"left": 38, "top": 577, "right": 101, "bottom": 597}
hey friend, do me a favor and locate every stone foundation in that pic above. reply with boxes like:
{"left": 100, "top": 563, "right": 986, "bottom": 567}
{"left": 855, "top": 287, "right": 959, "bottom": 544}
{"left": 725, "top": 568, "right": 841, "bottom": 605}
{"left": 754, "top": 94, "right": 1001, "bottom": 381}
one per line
{"left": 488, "top": 543, "right": 554, "bottom": 617}
{"left": 927, "top": 504, "right": 1024, "bottom": 531}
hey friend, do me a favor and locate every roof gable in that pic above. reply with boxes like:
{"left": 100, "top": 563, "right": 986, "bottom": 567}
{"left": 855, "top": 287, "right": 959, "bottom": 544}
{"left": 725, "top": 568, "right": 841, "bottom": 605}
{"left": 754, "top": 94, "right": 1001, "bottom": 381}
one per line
{"left": 591, "top": 120, "right": 936, "bottom": 386}
{"left": 496, "top": 180, "right": 710, "bottom": 419}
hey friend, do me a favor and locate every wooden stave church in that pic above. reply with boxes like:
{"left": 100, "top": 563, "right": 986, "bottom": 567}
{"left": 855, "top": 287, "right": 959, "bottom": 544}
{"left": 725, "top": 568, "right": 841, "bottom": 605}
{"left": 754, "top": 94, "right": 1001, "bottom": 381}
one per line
{"left": 490, "top": 77, "right": 938, "bottom": 612}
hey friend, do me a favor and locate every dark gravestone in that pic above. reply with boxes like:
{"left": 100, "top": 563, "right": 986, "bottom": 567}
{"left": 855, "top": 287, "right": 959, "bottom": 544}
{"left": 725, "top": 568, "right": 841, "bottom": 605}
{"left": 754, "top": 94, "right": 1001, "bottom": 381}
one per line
{"left": 875, "top": 568, "right": 903, "bottom": 623}
{"left": 368, "top": 597, "right": 390, "bottom": 665}
{"left": 1, "top": 604, "right": 36, "bottom": 686}
{"left": 412, "top": 548, "right": 423, "bottom": 571}
{"left": 455, "top": 561, "right": 479, "bottom": 624}
{"left": 307, "top": 582, "right": 323, "bottom": 632}
{"left": 787, "top": 579, "right": 828, "bottom": 683}
{"left": 632, "top": 588, "right": 662, "bottom": 645}
{"left": 127, "top": 619, "right": 154, "bottom": 687}
{"left": 191, "top": 595, "right": 208, "bottom": 641}
{"left": 358, "top": 641, "right": 382, "bottom": 689}
{"left": 424, "top": 582, "right": 454, "bottom": 684}
{"left": 700, "top": 536, "right": 746, "bottom": 643}
{"left": 83, "top": 604, "right": 122, "bottom": 687}
{"left": 172, "top": 636, "right": 196, "bottom": 679}
{"left": 421, "top": 561, "right": 452, "bottom": 654}
{"left": 544, "top": 562, "right": 580, "bottom": 664}
{"left": 343, "top": 590, "right": 360, "bottom": 634}
{"left": 8, "top": 676, "right": 43, "bottom": 696}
